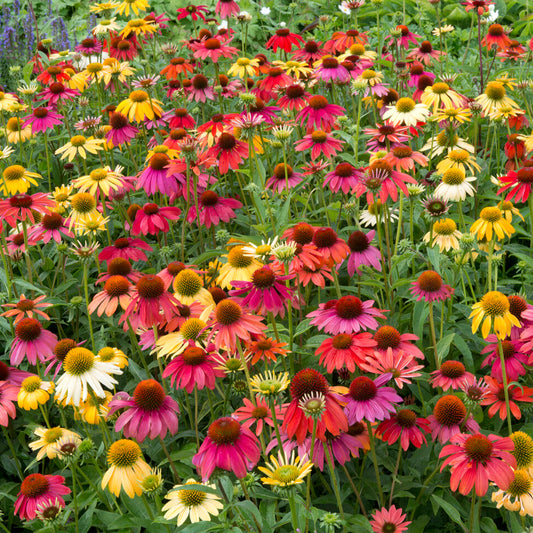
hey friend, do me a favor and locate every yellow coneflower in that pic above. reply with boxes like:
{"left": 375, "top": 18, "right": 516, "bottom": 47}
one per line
{"left": 470, "top": 291, "right": 520, "bottom": 339}
{"left": 116, "top": 90, "right": 163, "bottom": 123}
{"left": 421, "top": 131, "right": 475, "bottom": 157}
{"left": 432, "top": 107, "right": 472, "bottom": 124}
{"left": 470, "top": 206, "right": 515, "bottom": 241}
{"left": 475, "top": 81, "right": 520, "bottom": 116}
{"left": 492, "top": 469, "right": 533, "bottom": 516}
{"left": 120, "top": 18, "right": 156, "bottom": 38}
{"left": 55, "top": 135, "right": 105, "bottom": 162}
{"left": 275, "top": 60, "right": 313, "bottom": 79}
{"left": 52, "top": 184, "right": 74, "bottom": 213}
{"left": 250, "top": 370, "right": 290, "bottom": 397}
{"left": 227, "top": 57, "right": 260, "bottom": 78}
{"left": 72, "top": 167, "right": 124, "bottom": 197}
{"left": 96, "top": 347, "right": 129, "bottom": 369}
{"left": 90, "top": 1, "right": 120, "bottom": 13}
{"left": 115, "top": 0, "right": 149, "bottom": 16}
{"left": 93, "top": 17, "right": 121, "bottom": 35}
{"left": 18, "top": 376, "right": 54, "bottom": 410}
{"left": 421, "top": 82, "right": 464, "bottom": 111}
{"left": 29, "top": 426, "right": 81, "bottom": 460}
{"left": 77, "top": 390, "right": 112, "bottom": 424}
{"left": 258, "top": 452, "right": 313, "bottom": 487}
{"left": 75, "top": 211, "right": 110, "bottom": 236}
{"left": 500, "top": 200, "right": 524, "bottom": 223}
{"left": 216, "top": 246, "right": 262, "bottom": 289}
{"left": 0, "top": 164, "right": 41, "bottom": 196}
{"left": 436, "top": 148, "right": 481, "bottom": 175}
{"left": 101, "top": 59, "right": 135, "bottom": 86}
{"left": 82, "top": 62, "right": 107, "bottom": 84}
{"left": 5, "top": 117, "right": 32, "bottom": 144}
{"left": 0, "top": 91, "right": 18, "bottom": 111}
{"left": 173, "top": 269, "right": 215, "bottom": 307}
{"left": 69, "top": 192, "right": 98, "bottom": 228}
{"left": 68, "top": 71, "right": 89, "bottom": 93}
{"left": 423, "top": 218, "right": 462, "bottom": 252}
{"left": 155, "top": 318, "right": 210, "bottom": 359}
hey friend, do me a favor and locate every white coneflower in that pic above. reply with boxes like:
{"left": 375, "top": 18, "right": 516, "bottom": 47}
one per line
{"left": 382, "top": 97, "right": 431, "bottom": 127}
{"left": 434, "top": 168, "right": 477, "bottom": 202}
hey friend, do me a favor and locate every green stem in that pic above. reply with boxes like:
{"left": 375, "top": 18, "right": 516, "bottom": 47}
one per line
{"left": 497, "top": 337, "right": 513, "bottom": 435}
{"left": 2, "top": 426, "right": 23, "bottom": 479}
{"left": 70, "top": 465, "right": 80, "bottom": 533}
{"left": 83, "top": 262, "right": 96, "bottom": 352}
{"left": 366, "top": 420, "right": 385, "bottom": 506}
{"left": 323, "top": 441, "right": 346, "bottom": 531}
{"left": 428, "top": 301, "right": 439, "bottom": 370}
{"left": 389, "top": 441, "right": 403, "bottom": 506}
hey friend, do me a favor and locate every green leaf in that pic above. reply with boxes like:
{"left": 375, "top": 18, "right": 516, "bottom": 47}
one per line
{"left": 294, "top": 319, "right": 312, "bottom": 337}
{"left": 430, "top": 494, "right": 466, "bottom": 531}
{"left": 452, "top": 335, "right": 474, "bottom": 372}
{"left": 413, "top": 300, "right": 429, "bottom": 344}
{"left": 436, "top": 333, "right": 455, "bottom": 364}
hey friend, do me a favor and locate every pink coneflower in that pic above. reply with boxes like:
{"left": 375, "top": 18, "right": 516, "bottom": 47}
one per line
{"left": 1, "top": 294, "right": 51, "bottom": 324}
{"left": 287, "top": 243, "right": 323, "bottom": 272}
{"left": 498, "top": 167, "right": 533, "bottom": 203}
{"left": 99, "top": 237, "right": 153, "bottom": 262}
{"left": 168, "top": 107, "right": 196, "bottom": 129}
{"left": 440, "top": 433, "right": 516, "bottom": 496}
{"left": 215, "top": 0, "right": 240, "bottom": 19}
{"left": 10, "top": 318, "right": 57, "bottom": 366}
{"left": 282, "top": 368, "right": 348, "bottom": 443}
{"left": 361, "top": 348, "right": 424, "bottom": 389}
{"left": 187, "top": 74, "right": 216, "bottom": 103}
{"left": 0, "top": 193, "right": 55, "bottom": 228}
{"left": 0, "top": 360, "right": 32, "bottom": 387}
{"left": 295, "top": 130, "right": 344, "bottom": 160}
{"left": 308, "top": 296, "right": 386, "bottom": 335}
{"left": 136, "top": 153, "right": 179, "bottom": 197}
{"left": 316, "top": 332, "right": 376, "bottom": 373}
{"left": 121, "top": 274, "right": 180, "bottom": 329}
{"left": 76, "top": 37, "right": 102, "bottom": 56}
{"left": 15, "top": 474, "right": 70, "bottom": 521}
{"left": 292, "top": 40, "right": 326, "bottom": 62}
{"left": 7, "top": 231, "right": 38, "bottom": 256}
{"left": 427, "top": 395, "right": 480, "bottom": 443}
{"left": 38, "top": 82, "right": 79, "bottom": 106}
{"left": 192, "top": 416, "right": 261, "bottom": 481}
{"left": 234, "top": 395, "right": 284, "bottom": 436}
{"left": 107, "top": 379, "right": 179, "bottom": 441}
{"left": 187, "top": 191, "right": 242, "bottom": 228}
{"left": 408, "top": 40, "right": 444, "bottom": 65}
{"left": 22, "top": 107, "right": 62, "bottom": 134}
{"left": 373, "top": 325, "right": 424, "bottom": 360}
{"left": 344, "top": 373, "right": 402, "bottom": 424}
{"left": 370, "top": 505, "right": 411, "bottom": 533}
{"left": 230, "top": 266, "right": 294, "bottom": 318}
{"left": 190, "top": 36, "right": 238, "bottom": 63}
{"left": 0, "top": 380, "right": 18, "bottom": 426}
{"left": 377, "top": 409, "right": 430, "bottom": 450}
{"left": 266, "top": 28, "right": 305, "bottom": 53}
{"left": 364, "top": 122, "right": 410, "bottom": 152}
{"left": 346, "top": 230, "right": 381, "bottom": 276}
{"left": 324, "top": 162, "right": 363, "bottom": 194}
{"left": 208, "top": 299, "right": 266, "bottom": 352}
{"left": 163, "top": 344, "right": 223, "bottom": 393}
{"left": 106, "top": 112, "right": 138, "bottom": 146}
{"left": 312, "top": 227, "right": 350, "bottom": 264}
{"left": 28, "top": 212, "right": 74, "bottom": 244}
{"left": 481, "top": 336, "right": 527, "bottom": 382}
{"left": 314, "top": 57, "right": 351, "bottom": 84}
{"left": 390, "top": 25, "right": 421, "bottom": 49}
{"left": 266, "top": 163, "right": 304, "bottom": 193}
{"left": 297, "top": 95, "right": 345, "bottom": 133}
{"left": 385, "top": 144, "right": 428, "bottom": 172}
{"left": 430, "top": 360, "right": 476, "bottom": 391}
{"left": 207, "top": 132, "right": 248, "bottom": 175}
{"left": 177, "top": 4, "right": 209, "bottom": 22}
{"left": 410, "top": 270, "right": 454, "bottom": 302}
{"left": 301, "top": 431, "right": 364, "bottom": 470}
{"left": 88, "top": 275, "right": 134, "bottom": 317}
{"left": 407, "top": 61, "right": 435, "bottom": 88}
{"left": 277, "top": 84, "right": 311, "bottom": 111}
{"left": 131, "top": 203, "right": 181, "bottom": 236}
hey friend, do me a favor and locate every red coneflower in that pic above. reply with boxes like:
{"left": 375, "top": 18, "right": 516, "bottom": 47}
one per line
{"left": 373, "top": 325, "right": 425, "bottom": 360}
{"left": 234, "top": 395, "right": 284, "bottom": 436}
{"left": 28, "top": 212, "right": 74, "bottom": 244}
{"left": 89, "top": 275, "right": 134, "bottom": 317}
{"left": 385, "top": 144, "right": 428, "bottom": 172}
{"left": 160, "top": 57, "right": 194, "bottom": 80}
{"left": 131, "top": 203, "right": 182, "bottom": 236}
{"left": 266, "top": 28, "right": 305, "bottom": 53}
{"left": 190, "top": 36, "right": 239, "bottom": 63}
{"left": 177, "top": 4, "right": 209, "bottom": 22}
{"left": 316, "top": 332, "right": 376, "bottom": 373}
{"left": 215, "top": 0, "right": 240, "bottom": 19}
{"left": 0, "top": 193, "right": 55, "bottom": 228}
{"left": 407, "top": 40, "right": 444, "bottom": 65}
{"left": 377, "top": 409, "right": 430, "bottom": 450}
{"left": 246, "top": 336, "right": 289, "bottom": 365}
{"left": 99, "top": 237, "right": 153, "bottom": 262}
{"left": 481, "top": 376, "right": 533, "bottom": 420}
{"left": 207, "top": 132, "right": 248, "bottom": 174}
{"left": 277, "top": 83, "right": 311, "bottom": 111}
{"left": 361, "top": 348, "right": 424, "bottom": 389}
{"left": 312, "top": 227, "right": 350, "bottom": 264}
{"left": 498, "top": 166, "right": 533, "bottom": 203}
{"left": 482, "top": 24, "right": 511, "bottom": 51}
{"left": 107, "top": 32, "right": 139, "bottom": 61}
{"left": 292, "top": 40, "right": 326, "bottom": 62}
{"left": 324, "top": 29, "right": 368, "bottom": 54}
{"left": 480, "top": 336, "right": 527, "bottom": 382}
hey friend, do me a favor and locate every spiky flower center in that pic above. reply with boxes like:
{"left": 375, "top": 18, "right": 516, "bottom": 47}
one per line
{"left": 290, "top": 368, "right": 329, "bottom": 400}
{"left": 416, "top": 270, "right": 443, "bottom": 292}
{"left": 439, "top": 361, "right": 465, "bottom": 378}
{"left": 431, "top": 82, "right": 449, "bottom": 94}
{"left": 516, "top": 168, "right": 533, "bottom": 183}
{"left": 507, "top": 470, "right": 532, "bottom": 497}
{"left": 218, "top": 132, "right": 236, "bottom": 150}
{"left": 174, "top": 269, "right": 202, "bottom": 296}
{"left": 108, "top": 439, "right": 142, "bottom": 467}
{"left": 181, "top": 346, "right": 207, "bottom": 366}
{"left": 273, "top": 163, "right": 293, "bottom": 179}
{"left": 21, "top": 375, "right": 42, "bottom": 393}
{"left": 42, "top": 213, "right": 64, "bottom": 230}
{"left": 108, "top": 257, "right": 132, "bottom": 276}
{"left": 200, "top": 190, "right": 219, "bottom": 206}
{"left": 395, "top": 408, "right": 417, "bottom": 428}
{"left": 98, "top": 347, "right": 117, "bottom": 362}
{"left": 104, "top": 275, "right": 130, "bottom": 297}
{"left": 71, "top": 192, "right": 96, "bottom": 213}
{"left": 374, "top": 326, "right": 401, "bottom": 349}
{"left": 395, "top": 97, "right": 416, "bottom": 113}
{"left": 349, "top": 376, "right": 377, "bottom": 401}
{"left": 480, "top": 291, "right": 509, "bottom": 317}
{"left": 331, "top": 333, "right": 353, "bottom": 349}
{"left": 311, "top": 130, "right": 328, "bottom": 143}
{"left": 464, "top": 434, "right": 493, "bottom": 463}
{"left": 178, "top": 487, "right": 207, "bottom": 506}
{"left": 54, "top": 339, "right": 77, "bottom": 361}
{"left": 252, "top": 267, "right": 275, "bottom": 288}
{"left": 16, "top": 317, "right": 42, "bottom": 341}
{"left": 136, "top": 274, "right": 165, "bottom": 299}
{"left": 448, "top": 149, "right": 470, "bottom": 163}
{"left": 63, "top": 347, "right": 95, "bottom": 376}
{"left": 44, "top": 427, "right": 63, "bottom": 443}
{"left": 4, "top": 165, "right": 25, "bottom": 182}
{"left": 208, "top": 417, "right": 241, "bottom": 445}
{"left": 228, "top": 246, "right": 253, "bottom": 268}
{"left": 511, "top": 431, "right": 533, "bottom": 469}
{"left": 508, "top": 295, "right": 528, "bottom": 320}
{"left": 335, "top": 295, "right": 364, "bottom": 319}
{"left": 442, "top": 168, "right": 466, "bottom": 185}
{"left": 348, "top": 230, "right": 369, "bottom": 252}
{"left": 485, "top": 82, "right": 505, "bottom": 101}
{"left": 433, "top": 395, "right": 466, "bottom": 426}
{"left": 313, "top": 227, "right": 338, "bottom": 248}
{"left": 309, "top": 95, "right": 328, "bottom": 110}
{"left": 215, "top": 299, "right": 242, "bottom": 325}
{"left": 129, "top": 90, "right": 149, "bottom": 103}
{"left": 133, "top": 379, "right": 166, "bottom": 411}
{"left": 292, "top": 223, "right": 314, "bottom": 245}
{"left": 433, "top": 218, "right": 457, "bottom": 236}
{"left": 20, "top": 473, "right": 49, "bottom": 497}
{"left": 179, "top": 318, "right": 207, "bottom": 340}
{"left": 322, "top": 57, "right": 339, "bottom": 69}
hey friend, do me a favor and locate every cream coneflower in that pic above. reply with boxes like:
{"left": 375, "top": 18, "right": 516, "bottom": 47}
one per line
{"left": 29, "top": 427, "right": 81, "bottom": 460}
{"left": 492, "top": 469, "right": 533, "bottom": 516}
{"left": 155, "top": 318, "right": 210, "bottom": 358}
{"left": 423, "top": 218, "right": 462, "bottom": 251}
{"left": 258, "top": 452, "right": 313, "bottom": 487}
{"left": 68, "top": 192, "right": 98, "bottom": 229}
{"left": 470, "top": 291, "right": 521, "bottom": 339}
{"left": 434, "top": 167, "right": 476, "bottom": 202}
{"left": 475, "top": 81, "right": 521, "bottom": 117}
{"left": 172, "top": 269, "right": 215, "bottom": 307}
{"left": 5, "top": 117, "right": 32, "bottom": 144}
{"left": 421, "top": 82, "right": 464, "bottom": 111}
{"left": 101, "top": 439, "right": 151, "bottom": 498}
{"left": 382, "top": 97, "right": 430, "bottom": 127}
{"left": 162, "top": 479, "right": 223, "bottom": 526}
{"left": 54, "top": 347, "right": 122, "bottom": 406}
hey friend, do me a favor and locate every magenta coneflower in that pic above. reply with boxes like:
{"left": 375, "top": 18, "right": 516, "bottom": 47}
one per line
{"left": 373, "top": 325, "right": 424, "bottom": 360}
{"left": 208, "top": 299, "right": 266, "bottom": 352}
{"left": 364, "top": 122, "right": 410, "bottom": 152}
{"left": 187, "top": 74, "right": 215, "bottom": 103}
{"left": 10, "top": 318, "right": 57, "bottom": 366}
{"left": 481, "top": 335, "right": 528, "bottom": 382}
{"left": 308, "top": 296, "right": 386, "bottom": 335}
{"left": 1, "top": 294, "right": 51, "bottom": 324}
{"left": 136, "top": 153, "right": 179, "bottom": 197}
{"left": 38, "top": 82, "right": 79, "bottom": 106}
{"left": 316, "top": 332, "right": 376, "bottom": 373}
{"left": 121, "top": 274, "right": 180, "bottom": 329}
{"left": 266, "top": 163, "right": 304, "bottom": 193}
{"left": 427, "top": 395, "right": 480, "bottom": 443}
{"left": 99, "top": 237, "right": 153, "bottom": 262}
{"left": 296, "top": 95, "right": 345, "bottom": 132}
{"left": 344, "top": 373, "right": 402, "bottom": 424}
{"left": 407, "top": 40, "right": 444, "bottom": 65}
{"left": 370, "top": 505, "right": 411, "bottom": 533}
{"left": 440, "top": 433, "right": 516, "bottom": 496}
{"left": 377, "top": 409, "right": 430, "bottom": 450}
{"left": 0, "top": 360, "right": 33, "bottom": 387}
{"left": 163, "top": 344, "right": 223, "bottom": 393}
{"left": 314, "top": 57, "right": 351, "bottom": 84}
{"left": 29, "top": 212, "right": 74, "bottom": 244}
{"left": 324, "top": 162, "right": 363, "bottom": 194}
{"left": 15, "top": 474, "right": 70, "bottom": 521}
{"left": 390, "top": 24, "right": 421, "bottom": 49}
{"left": 207, "top": 132, "right": 248, "bottom": 175}
{"left": 230, "top": 266, "right": 294, "bottom": 317}
{"left": 407, "top": 61, "right": 435, "bottom": 88}
{"left": 131, "top": 203, "right": 181, "bottom": 236}
{"left": 295, "top": 130, "right": 344, "bottom": 160}
{"left": 346, "top": 230, "right": 382, "bottom": 276}
{"left": 0, "top": 380, "right": 18, "bottom": 426}
{"left": 282, "top": 368, "right": 348, "bottom": 443}
{"left": 192, "top": 416, "right": 261, "bottom": 481}
{"left": 215, "top": 0, "right": 240, "bottom": 19}
{"left": 312, "top": 227, "right": 350, "bottom": 264}
{"left": 76, "top": 37, "right": 103, "bottom": 56}
{"left": 430, "top": 360, "right": 476, "bottom": 391}
{"left": 106, "top": 112, "right": 138, "bottom": 146}
{"left": 410, "top": 270, "right": 454, "bottom": 302}
{"left": 107, "top": 379, "right": 179, "bottom": 441}
{"left": 233, "top": 395, "right": 284, "bottom": 437}
{"left": 22, "top": 107, "right": 63, "bottom": 134}
{"left": 186, "top": 191, "right": 242, "bottom": 229}
{"left": 361, "top": 348, "right": 424, "bottom": 389}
